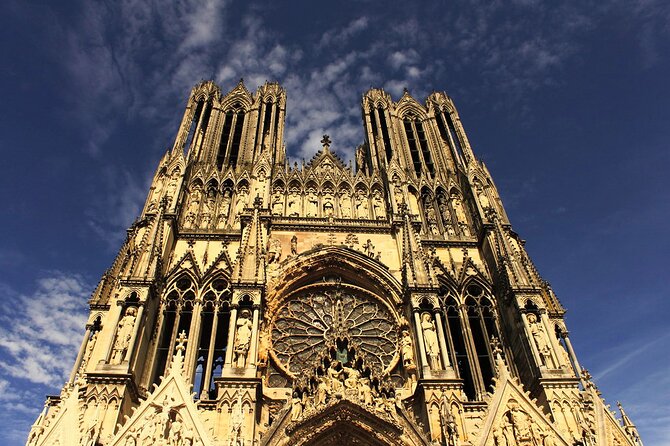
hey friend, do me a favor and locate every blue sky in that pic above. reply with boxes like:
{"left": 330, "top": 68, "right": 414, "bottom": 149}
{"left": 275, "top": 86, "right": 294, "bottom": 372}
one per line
{"left": 0, "top": 0, "right": 668, "bottom": 444}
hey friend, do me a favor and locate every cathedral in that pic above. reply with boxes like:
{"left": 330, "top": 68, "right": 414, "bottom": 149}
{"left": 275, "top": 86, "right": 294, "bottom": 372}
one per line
{"left": 27, "top": 80, "right": 643, "bottom": 446}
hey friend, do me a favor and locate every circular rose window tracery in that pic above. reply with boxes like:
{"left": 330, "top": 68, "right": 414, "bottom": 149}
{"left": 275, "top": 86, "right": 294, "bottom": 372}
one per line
{"left": 271, "top": 287, "right": 398, "bottom": 377}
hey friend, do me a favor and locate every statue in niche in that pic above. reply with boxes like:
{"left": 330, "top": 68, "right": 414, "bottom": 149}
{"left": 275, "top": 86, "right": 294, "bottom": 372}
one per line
{"left": 527, "top": 313, "right": 554, "bottom": 368}
{"left": 440, "top": 405, "right": 459, "bottom": 446}
{"left": 421, "top": 312, "right": 441, "bottom": 370}
{"left": 372, "top": 190, "right": 384, "bottom": 219}
{"left": 355, "top": 192, "right": 369, "bottom": 219}
{"left": 408, "top": 190, "right": 420, "bottom": 214}
{"left": 234, "top": 186, "right": 249, "bottom": 217}
{"left": 315, "top": 375, "right": 329, "bottom": 406}
{"left": 290, "top": 235, "right": 298, "bottom": 256}
{"left": 266, "top": 237, "right": 282, "bottom": 265}
{"left": 167, "top": 172, "right": 179, "bottom": 200}
{"left": 339, "top": 192, "right": 352, "bottom": 218}
{"left": 451, "top": 193, "right": 468, "bottom": 223}
{"left": 199, "top": 197, "right": 214, "bottom": 229}
{"left": 458, "top": 222, "right": 471, "bottom": 237}
{"left": 184, "top": 190, "right": 201, "bottom": 229}
{"left": 355, "top": 144, "right": 366, "bottom": 174}
{"left": 79, "top": 331, "right": 98, "bottom": 372}
{"left": 233, "top": 309, "right": 253, "bottom": 367}
{"left": 254, "top": 174, "right": 267, "bottom": 198}
{"left": 477, "top": 185, "right": 491, "bottom": 210}
{"left": 400, "top": 329, "right": 416, "bottom": 369}
{"left": 271, "top": 191, "right": 284, "bottom": 215}
{"left": 287, "top": 188, "right": 300, "bottom": 217}
{"left": 111, "top": 307, "right": 137, "bottom": 364}
{"left": 149, "top": 173, "right": 165, "bottom": 210}
{"left": 359, "top": 376, "right": 373, "bottom": 405}
{"left": 291, "top": 391, "right": 303, "bottom": 421}
{"left": 217, "top": 190, "right": 231, "bottom": 229}
{"left": 306, "top": 190, "right": 318, "bottom": 217}
{"left": 393, "top": 184, "right": 404, "bottom": 209}
{"left": 323, "top": 195, "right": 334, "bottom": 217}
{"left": 508, "top": 403, "right": 533, "bottom": 443}
{"left": 363, "top": 239, "right": 375, "bottom": 257}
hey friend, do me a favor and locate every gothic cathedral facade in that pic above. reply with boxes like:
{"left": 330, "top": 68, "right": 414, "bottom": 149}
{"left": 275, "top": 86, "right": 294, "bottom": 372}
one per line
{"left": 27, "top": 80, "right": 642, "bottom": 446}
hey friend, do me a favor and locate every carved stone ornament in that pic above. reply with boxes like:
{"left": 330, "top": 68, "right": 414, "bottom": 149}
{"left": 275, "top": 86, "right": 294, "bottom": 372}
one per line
{"left": 271, "top": 288, "right": 399, "bottom": 377}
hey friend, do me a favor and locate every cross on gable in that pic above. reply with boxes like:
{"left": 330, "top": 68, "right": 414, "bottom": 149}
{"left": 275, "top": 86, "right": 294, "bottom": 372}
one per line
{"left": 321, "top": 134, "right": 331, "bottom": 149}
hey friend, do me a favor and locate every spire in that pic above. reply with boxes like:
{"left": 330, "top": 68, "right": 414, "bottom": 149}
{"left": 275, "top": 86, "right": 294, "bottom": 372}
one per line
{"left": 232, "top": 196, "right": 266, "bottom": 284}
{"left": 618, "top": 402, "right": 643, "bottom": 445}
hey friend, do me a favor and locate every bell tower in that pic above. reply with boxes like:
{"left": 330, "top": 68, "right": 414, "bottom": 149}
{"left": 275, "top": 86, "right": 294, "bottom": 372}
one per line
{"left": 26, "top": 80, "right": 642, "bottom": 446}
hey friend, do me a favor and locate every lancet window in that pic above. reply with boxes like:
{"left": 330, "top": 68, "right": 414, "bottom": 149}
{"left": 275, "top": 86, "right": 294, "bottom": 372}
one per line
{"left": 403, "top": 115, "right": 434, "bottom": 177}
{"left": 216, "top": 101, "right": 247, "bottom": 170}
{"left": 437, "top": 109, "right": 465, "bottom": 165}
{"left": 151, "top": 275, "right": 232, "bottom": 399}
{"left": 367, "top": 105, "right": 394, "bottom": 163}
{"left": 439, "top": 284, "right": 500, "bottom": 401}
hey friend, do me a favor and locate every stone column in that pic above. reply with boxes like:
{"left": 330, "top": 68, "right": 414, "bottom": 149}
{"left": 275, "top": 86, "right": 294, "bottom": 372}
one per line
{"left": 248, "top": 306, "right": 261, "bottom": 366}
{"left": 185, "top": 299, "right": 204, "bottom": 377}
{"left": 562, "top": 333, "right": 584, "bottom": 382}
{"left": 224, "top": 306, "right": 238, "bottom": 367}
{"left": 69, "top": 327, "right": 91, "bottom": 383}
{"left": 126, "top": 305, "right": 145, "bottom": 368}
{"left": 434, "top": 312, "right": 451, "bottom": 368}
{"left": 413, "top": 310, "right": 429, "bottom": 371}
{"left": 201, "top": 304, "right": 220, "bottom": 399}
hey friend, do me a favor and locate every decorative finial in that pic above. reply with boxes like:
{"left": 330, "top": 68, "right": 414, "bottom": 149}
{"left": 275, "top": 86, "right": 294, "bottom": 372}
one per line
{"left": 321, "top": 134, "right": 331, "bottom": 150}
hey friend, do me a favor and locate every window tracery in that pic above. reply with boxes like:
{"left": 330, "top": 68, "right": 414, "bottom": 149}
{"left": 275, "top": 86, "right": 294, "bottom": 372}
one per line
{"left": 271, "top": 288, "right": 399, "bottom": 378}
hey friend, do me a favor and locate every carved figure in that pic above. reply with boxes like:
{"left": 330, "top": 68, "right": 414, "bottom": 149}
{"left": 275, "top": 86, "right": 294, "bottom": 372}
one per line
{"left": 306, "top": 190, "right": 318, "bottom": 217}
{"left": 287, "top": 189, "right": 300, "bottom": 216}
{"left": 316, "top": 375, "right": 329, "bottom": 405}
{"left": 355, "top": 192, "right": 368, "bottom": 219}
{"left": 234, "top": 187, "right": 249, "bottom": 216}
{"left": 527, "top": 313, "right": 554, "bottom": 368}
{"left": 343, "top": 366, "right": 360, "bottom": 389}
{"left": 372, "top": 191, "right": 384, "bottom": 219}
{"left": 359, "top": 377, "right": 373, "bottom": 405}
{"left": 400, "top": 330, "right": 415, "bottom": 369}
{"left": 327, "top": 361, "right": 344, "bottom": 393}
{"left": 323, "top": 195, "right": 334, "bottom": 217}
{"left": 339, "top": 193, "right": 352, "bottom": 218}
{"left": 290, "top": 235, "right": 298, "bottom": 256}
{"left": 233, "top": 310, "right": 253, "bottom": 367}
{"left": 272, "top": 193, "right": 283, "bottom": 215}
{"left": 355, "top": 145, "right": 366, "bottom": 173}
{"left": 421, "top": 312, "right": 441, "bottom": 370}
{"left": 291, "top": 392, "right": 303, "bottom": 421}
{"left": 199, "top": 198, "right": 214, "bottom": 228}
{"left": 111, "top": 307, "right": 137, "bottom": 364}
{"left": 363, "top": 239, "right": 375, "bottom": 257}
{"left": 266, "top": 237, "right": 282, "bottom": 264}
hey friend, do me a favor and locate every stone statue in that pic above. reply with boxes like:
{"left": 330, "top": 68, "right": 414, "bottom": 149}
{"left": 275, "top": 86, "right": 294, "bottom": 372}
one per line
{"left": 327, "top": 360, "right": 344, "bottom": 393}
{"left": 290, "top": 235, "right": 298, "bottom": 256}
{"left": 421, "top": 312, "right": 441, "bottom": 370}
{"left": 111, "top": 307, "right": 137, "bottom": 364}
{"left": 372, "top": 191, "right": 384, "bottom": 219}
{"left": 527, "top": 313, "right": 554, "bottom": 368}
{"left": 359, "top": 376, "right": 373, "bottom": 405}
{"left": 266, "top": 238, "right": 282, "bottom": 265}
{"left": 316, "top": 375, "right": 328, "bottom": 405}
{"left": 363, "top": 239, "right": 375, "bottom": 257}
{"left": 343, "top": 366, "right": 360, "bottom": 389}
{"left": 271, "top": 193, "right": 283, "bottom": 215}
{"left": 199, "top": 198, "right": 214, "bottom": 229}
{"left": 400, "top": 330, "right": 415, "bottom": 369}
{"left": 233, "top": 310, "right": 253, "bottom": 367}
{"left": 355, "top": 145, "right": 366, "bottom": 173}
{"left": 339, "top": 193, "right": 352, "bottom": 218}
{"left": 234, "top": 187, "right": 249, "bottom": 217}
{"left": 287, "top": 189, "right": 300, "bottom": 216}
{"left": 306, "top": 190, "right": 318, "bottom": 217}
{"left": 355, "top": 193, "right": 369, "bottom": 219}
{"left": 477, "top": 186, "right": 491, "bottom": 210}
{"left": 291, "top": 391, "right": 303, "bottom": 421}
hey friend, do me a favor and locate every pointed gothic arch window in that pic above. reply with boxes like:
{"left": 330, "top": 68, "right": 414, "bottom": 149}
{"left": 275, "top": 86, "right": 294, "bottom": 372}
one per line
{"left": 403, "top": 115, "right": 434, "bottom": 177}
{"left": 151, "top": 275, "right": 197, "bottom": 387}
{"left": 216, "top": 102, "right": 247, "bottom": 170}
{"left": 442, "top": 296, "right": 477, "bottom": 400}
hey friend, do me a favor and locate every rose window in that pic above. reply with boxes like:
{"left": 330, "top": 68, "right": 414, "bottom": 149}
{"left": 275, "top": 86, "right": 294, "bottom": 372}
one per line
{"left": 271, "top": 288, "right": 398, "bottom": 377}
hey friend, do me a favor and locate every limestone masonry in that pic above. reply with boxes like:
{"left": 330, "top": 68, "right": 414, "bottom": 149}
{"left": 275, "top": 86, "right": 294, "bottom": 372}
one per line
{"left": 27, "top": 80, "right": 642, "bottom": 446}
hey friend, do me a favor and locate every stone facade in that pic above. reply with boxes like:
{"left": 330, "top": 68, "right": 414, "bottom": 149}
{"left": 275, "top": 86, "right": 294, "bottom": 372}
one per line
{"left": 26, "top": 80, "right": 643, "bottom": 446}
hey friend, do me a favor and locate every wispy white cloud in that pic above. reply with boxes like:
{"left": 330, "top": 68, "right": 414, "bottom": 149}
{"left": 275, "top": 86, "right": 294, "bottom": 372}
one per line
{"left": 0, "top": 274, "right": 89, "bottom": 387}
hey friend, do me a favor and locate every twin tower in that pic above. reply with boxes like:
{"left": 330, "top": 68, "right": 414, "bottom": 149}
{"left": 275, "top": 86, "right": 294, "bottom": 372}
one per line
{"left": 27, "top": 80, "right": 642, "bottom": 446}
